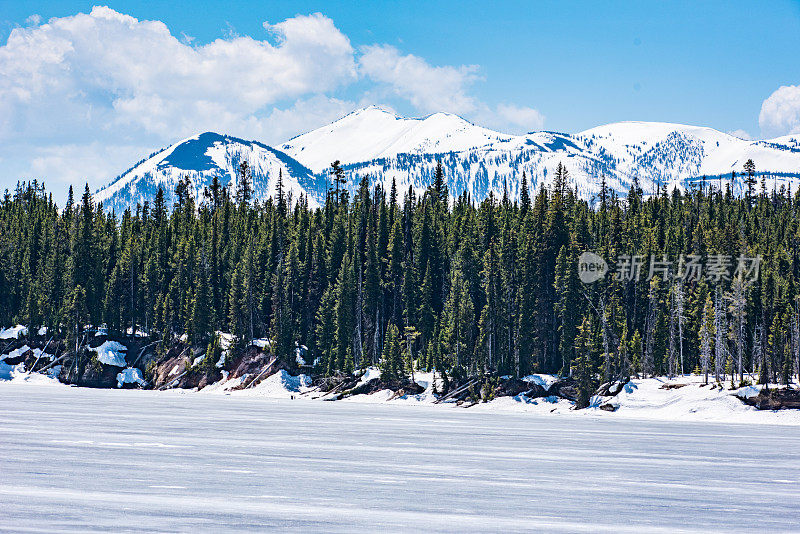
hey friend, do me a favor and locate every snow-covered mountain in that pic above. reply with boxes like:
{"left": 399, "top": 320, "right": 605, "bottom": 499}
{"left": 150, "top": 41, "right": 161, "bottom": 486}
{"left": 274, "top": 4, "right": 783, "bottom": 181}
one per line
{"left": 575, "top": 121, "right": 800, "bottom": 194}
{"left": 97, "top": 108, "right": 800, "bottom": 212}
{"left": 281, "top": 105, "right": 515, "bottom": 173}
{"left": 96, "top": 132, "right": 327, "bottom": 213}
{"left": 282, "top": 107, "right": 800, "bottom": 202}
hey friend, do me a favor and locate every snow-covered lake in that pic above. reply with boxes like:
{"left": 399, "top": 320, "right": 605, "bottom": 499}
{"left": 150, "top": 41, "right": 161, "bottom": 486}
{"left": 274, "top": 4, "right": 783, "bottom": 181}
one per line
{"left": 2, "top": 384, "right": 799, "bottom": 533}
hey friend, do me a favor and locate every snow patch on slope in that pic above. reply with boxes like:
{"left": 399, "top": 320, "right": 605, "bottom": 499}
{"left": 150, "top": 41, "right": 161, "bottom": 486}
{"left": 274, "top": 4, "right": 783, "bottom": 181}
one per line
{"left": 0, "top": 362, "right": 62, "bottom": 384}
{"left": 281, "top": 106, "right": 514, "bottom": 173}
{"left": 201, "top": 369, "right": 313, "bottom": 399}
{"left": 0, "top": 325, "right": 28, "bottom": 340}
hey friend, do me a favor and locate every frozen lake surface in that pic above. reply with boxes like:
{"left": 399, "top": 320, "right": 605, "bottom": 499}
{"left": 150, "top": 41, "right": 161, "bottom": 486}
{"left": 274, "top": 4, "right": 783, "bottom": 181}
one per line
{"left": 1, "top": 384, "right": 799, "bottom": 533}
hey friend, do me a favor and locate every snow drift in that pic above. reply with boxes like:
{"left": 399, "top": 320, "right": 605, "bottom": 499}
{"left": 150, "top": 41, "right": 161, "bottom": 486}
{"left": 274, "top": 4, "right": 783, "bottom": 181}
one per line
{"left": 89, "top": 341, "right": 128, "bottom": 367}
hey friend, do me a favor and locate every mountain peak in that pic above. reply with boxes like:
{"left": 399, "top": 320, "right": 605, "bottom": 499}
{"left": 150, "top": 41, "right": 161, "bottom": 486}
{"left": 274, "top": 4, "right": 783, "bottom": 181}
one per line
{"left": 281, "top": 107, "right": 510, "bottom": 173}
{"left": 96, "top": 133, "right": 325, "bottom": 214}
{"left": 333, "top": 105, "right": 399, "bottom": 124}
{"left": 578, "top": 121, "right": 742, "bottom": 146}
{"left": 354, "top": 104, "right": 397, "bottom": 115}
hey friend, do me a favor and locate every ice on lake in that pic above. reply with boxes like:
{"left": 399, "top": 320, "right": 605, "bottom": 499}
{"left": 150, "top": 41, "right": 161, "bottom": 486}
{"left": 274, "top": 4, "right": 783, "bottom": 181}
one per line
{"left": 1, "top": 383, "right": 799, "bottom": 532}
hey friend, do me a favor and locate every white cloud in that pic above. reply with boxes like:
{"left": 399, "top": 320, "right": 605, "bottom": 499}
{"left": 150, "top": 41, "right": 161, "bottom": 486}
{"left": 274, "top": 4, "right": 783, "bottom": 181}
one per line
{"left": 0, "top": 6, "right": 545, "bottom": 198}
{"left": 727, "top": 129, "right": 752, "bottom": 140}
{"left": 253, "top": 95, "right": 357, "bottom": 144}
{"left": 29, "top": 143, "right": 150, "bottom": 193}
{"left": 359, "top": 44, "right": 481, "bottom": 115}
{"left": 492, "top": 104, "right": 546, "bottom": 132}
{"left": 0, "top": 7, "right": 361, "bottom": 197}
{"left": 0, "top": 7, "right": 356, "bottom": 143}
{"left": 759, "top": 85, "right": 800, "bottom": 137}
{"left": 357, "top": 45, "right": 544, "bottom": 134}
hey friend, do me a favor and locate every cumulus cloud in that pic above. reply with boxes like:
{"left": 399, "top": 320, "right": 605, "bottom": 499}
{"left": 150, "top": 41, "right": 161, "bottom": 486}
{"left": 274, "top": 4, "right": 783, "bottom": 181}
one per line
{"left": 27, "top": 142, "right": 150, "bottom": 193}
{"left": 492, "top": 104, "right": 546, "bottom": 132}
{"left": 359, "top": 44, "right": 481, "bottom": 115}
{"left": 727, "top": 129, "right": 752, "bottom": 141}
{"left": 759, "top": 85, "right": 800, "bottom": 137}
{"left": 357, "top": 45, "right": 544, "bottom": 133}
{"left": 0, "top": 6, "right": 545, "bottom": 197}
{"left": 0, "top": 7, "right": 356, "bottom": 142}
{"left": 257, "top": 95, "right": 357, "bottom": 143}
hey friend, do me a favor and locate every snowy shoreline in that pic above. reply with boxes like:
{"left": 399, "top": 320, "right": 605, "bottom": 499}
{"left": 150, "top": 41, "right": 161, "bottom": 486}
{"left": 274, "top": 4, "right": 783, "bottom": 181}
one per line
{"left": 4, "top": 365, "right": 799, "bottom": 426}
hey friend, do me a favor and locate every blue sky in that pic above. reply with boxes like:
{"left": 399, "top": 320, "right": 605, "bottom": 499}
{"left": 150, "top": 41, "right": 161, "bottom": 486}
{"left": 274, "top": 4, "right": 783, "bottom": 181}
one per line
{"left": 1, "top": 1, "right": 799, "bottom": 198}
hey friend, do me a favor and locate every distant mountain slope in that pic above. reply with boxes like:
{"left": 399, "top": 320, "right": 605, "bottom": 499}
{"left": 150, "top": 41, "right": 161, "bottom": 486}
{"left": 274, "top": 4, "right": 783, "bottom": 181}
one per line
{"left": 96, "top": 132, "right": 326, "bottom": 213}
{"left": 97, "top": 110, "right": 800, "bottom": 212}
{"left": 280, "top": 105, "right": 515, "bottom": 173}
{"left": 282, "top": 109, "right": 800, "bottom": 202}
{"left": 574, "top": 121, "right": 800, "bottom": 193}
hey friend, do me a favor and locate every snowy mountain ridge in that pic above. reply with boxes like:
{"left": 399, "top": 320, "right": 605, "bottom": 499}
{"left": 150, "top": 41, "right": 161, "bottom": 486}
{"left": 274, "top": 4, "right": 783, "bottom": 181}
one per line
{"left": 96, "top": 108, "right": 800, "bottom": 212}
{"left": 280, "top": 105, "right": 516, "bottom": 173}
{"left": 95, "top": 132, "right": 326, "bottom": 213}
{"left": 283, "top": 108, "right": 800, "bottom": 202}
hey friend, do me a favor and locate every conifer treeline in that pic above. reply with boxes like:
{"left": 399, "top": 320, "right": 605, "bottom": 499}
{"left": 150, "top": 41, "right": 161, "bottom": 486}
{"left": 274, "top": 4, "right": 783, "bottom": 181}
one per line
{"left": 1, "top": 161, "right": 799, "bottom": 385}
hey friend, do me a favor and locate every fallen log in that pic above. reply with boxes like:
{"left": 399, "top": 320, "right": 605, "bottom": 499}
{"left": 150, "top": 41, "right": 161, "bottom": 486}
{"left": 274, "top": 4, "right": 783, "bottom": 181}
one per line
{"left": 28, "top": 336, "right": 54, "bottom": 372}
{"left": 244, "top": 355, "right": 278, "bottom": 389}
{"left": 36, "top": 351, "right": 71, "bottom": 373}
{"left": 660, "top": 383, "right": 688, "bottom": 390}
{"left": 740, "top": 387, "right": 800, "bottom": 410}
{"left": 340, "top": 377, "right": 424, "bottom": 399}
{"left": 130, "top": 341, "right": 160, "bottom": 367}
{"left": 158, "top": 370, "right": 189, "bottom": 390}
{"left": 434, "top": 378, "right": 480, "bottom": 404}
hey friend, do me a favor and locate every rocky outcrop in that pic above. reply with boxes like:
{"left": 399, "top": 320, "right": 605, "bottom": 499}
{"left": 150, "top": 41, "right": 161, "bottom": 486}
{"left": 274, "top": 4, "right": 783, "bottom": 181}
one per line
{"left": 340, "top": 376, "right": 425, "bottom": 399}
{"left": 740, "top": 387, "right": 800, "bottom": 410}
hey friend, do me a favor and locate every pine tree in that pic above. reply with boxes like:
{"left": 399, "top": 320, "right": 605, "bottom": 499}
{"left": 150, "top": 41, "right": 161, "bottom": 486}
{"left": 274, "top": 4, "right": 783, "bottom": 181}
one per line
{"left": 402, "top": 325, "right": 420, "bottom": 380}
{"left": 441, "top": 266, "right": 475, "bottom": 372}
{"left": 728, "top": 276, "right": 747, "bottom": 384}
{"left": 574, "top": 316, "right": 594, "bottom": 409}
{"left": 379, "top": 323, "right": 403, "bottom": 381}
{"left": 643, "top": 277, "right": 660, "bottom": 379}
{"left": 554, "top": 243, "right": 578, "bottom": 375}
{"left": 202, "top": 333, "right": 222, "bottom": 373}
{"left": 478, "top": 241, "right": 499, "bottom": 372}
{"left": 630, "top": 330, "right": 643, "bottom": 377}
{"left": 767, "top": 313, "right": 783, "bottom": 386}
{"left": 316, "top": 285, "right": 337, "bottom": 375}
{"left": 433, "top": 160, "right": 448, "bottom": 203}
{"left": 743, "top": 159, "right": 757, "bottom": 205}
{"left": 228, "top": 262, "right": 246, "bottom": 346}
{"left": 519, "top": 172, "right": 531, "bottom": 216}
{"left": 236, "top": 161, "right": 253, "bottom": 206}
{"left": 699, "top": 294, "right": 714, "bottom": 384}
{"left": 271, "top": 250, "right": 295, "bottom": 365}
{"left": 334, "top": 254, "right": 355, "bottom": 372}
{"left": 417, "top": 264, "right": 435, "bottom": 369}
{"left": 714, "top": 289, "right": 727, "bottom": 383}
{"left": 189, "top": 264, "right": 211, "bottom": 345}
{"left": 330, "top": 160, "right": 347, "bottom": 201}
